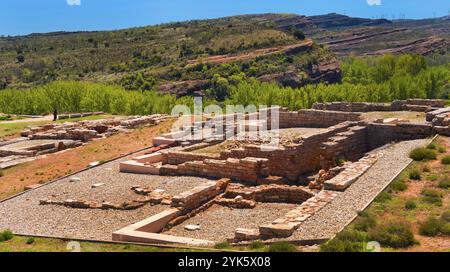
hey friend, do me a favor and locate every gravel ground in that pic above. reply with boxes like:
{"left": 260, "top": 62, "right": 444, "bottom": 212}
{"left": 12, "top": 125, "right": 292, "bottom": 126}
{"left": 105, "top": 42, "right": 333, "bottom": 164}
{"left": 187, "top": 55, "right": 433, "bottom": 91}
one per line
{"left": 286, "top": 138, "right": 431, "bottom": 242}
{"left": 164, "top": 203, "right": 298, "bottom": 242}
{"left": 0, "top": 151, "right": 212, "bottom": 241}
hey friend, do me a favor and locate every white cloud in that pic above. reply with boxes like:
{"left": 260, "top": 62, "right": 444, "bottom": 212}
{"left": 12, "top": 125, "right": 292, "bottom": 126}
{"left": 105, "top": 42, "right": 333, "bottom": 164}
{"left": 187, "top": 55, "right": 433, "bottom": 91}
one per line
{"left": 367, "top": 0, "right": 382, "bottom": 6}
{"left": 67, "top": 0, "right": 81, "bottom": 6}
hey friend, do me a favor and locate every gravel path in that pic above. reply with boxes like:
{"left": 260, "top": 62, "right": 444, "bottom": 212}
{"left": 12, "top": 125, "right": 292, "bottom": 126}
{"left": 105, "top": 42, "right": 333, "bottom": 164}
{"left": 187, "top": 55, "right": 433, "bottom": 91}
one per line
{"left": 287, "top": 138, "right": 431, "bottom": 241}
{"left": 0, "top": 151, "right": 212, "bottom": 241}
{"left": 164, "top": 203, "right": 298, "bottom": 242}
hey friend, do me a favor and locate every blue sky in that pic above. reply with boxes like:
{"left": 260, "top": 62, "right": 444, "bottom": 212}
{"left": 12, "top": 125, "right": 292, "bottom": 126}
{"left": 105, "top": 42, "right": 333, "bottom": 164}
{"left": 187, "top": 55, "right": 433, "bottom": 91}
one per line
{"left": 1, "top": 0, "right": 449, "bottom": 36}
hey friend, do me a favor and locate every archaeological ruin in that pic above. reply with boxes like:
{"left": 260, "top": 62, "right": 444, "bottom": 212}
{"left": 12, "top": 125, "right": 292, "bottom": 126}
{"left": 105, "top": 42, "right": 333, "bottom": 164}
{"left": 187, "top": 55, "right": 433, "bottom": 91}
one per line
{"left": 0, "top": 99, "right": 449, "bottom": 246}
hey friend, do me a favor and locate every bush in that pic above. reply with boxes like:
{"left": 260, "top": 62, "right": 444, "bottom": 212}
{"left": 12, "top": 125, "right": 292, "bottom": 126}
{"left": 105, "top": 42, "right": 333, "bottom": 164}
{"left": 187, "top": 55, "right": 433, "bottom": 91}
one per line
{"left": 26, "top": 237, "right": 35, "bottom": 245}
{"left": 405, "top": 200, "right": 417, "bottom": 210}
{"left": 441, "top": 156, "right": 450, "bottom": 165}
{"left": 353, "top": 213, "right": 377, "bottom": 232}
{"left": 441, "top": 211, "right": 450, "bottom": 223}
{"left": 375, "top": 191, "right": 392, "bottom": 203}
{"left": 409, "top": 148, "right": 437, "bottom": 161}
{"left": 419, "top": 217, "right": 445, "bottom": 237}
{"left": 390, "top": 179, "right": 408, "bottom": 192}
{"left": 438, "top": 146, "right": 447, "bottom": 153}
{"left": 248, "top": 241, "right": 265, "bottom": 250}
{"left": 427, "top": 143, "right": 437, "bottom": 150}
{"left": 442, "top": 224, "right": 450, "bottom": 236}
{"left": 422, "top": 165, "right": 431, "bottom": 172}
{"left": 369, "top": 222, "right": 417, "bottom": 248}
{"left": 409, "top": 169, "right": 422, "bottom": 180}
{"left": 0, "top": 229, "right": 14, "bottom": 242}
{"left": 421, "top": 189, "right": 443, "bottom": 206}
{"left": 214, "top": 241, "right": 230, "bottom": 249}
{"left": 320, "top": 230, "right": 368, "bottom": 252}
{"left": 438, "top": 176, "right": 450, "bottom": 189}
{"left": 267, "top": 242, "right": 298, "bottom": 252}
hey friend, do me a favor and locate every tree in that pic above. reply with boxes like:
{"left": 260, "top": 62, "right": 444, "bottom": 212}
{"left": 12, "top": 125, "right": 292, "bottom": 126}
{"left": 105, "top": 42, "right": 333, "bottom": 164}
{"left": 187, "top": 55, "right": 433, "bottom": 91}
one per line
{"left": 293, "top": 30, "right": 306, "bottom": 40}
{"left": 16, "top": 55, "right": 25, "bottom": 63}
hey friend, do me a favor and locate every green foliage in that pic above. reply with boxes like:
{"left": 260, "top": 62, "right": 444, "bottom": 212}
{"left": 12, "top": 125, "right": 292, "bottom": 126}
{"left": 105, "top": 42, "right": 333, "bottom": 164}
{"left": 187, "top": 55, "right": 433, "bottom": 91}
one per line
{"left": 267, "top": 242, "right": 298, "bottom": 252}
{"left": 438, "top": 176, "right": 450, "bottom": 189}
{"left": 409, "top": 169, "right": 422, "bottom": 181}
{"left": 248, "top": 241, "right": 265, "bottom": 250}
{"left": 375, "top": 191, "right": 392, "bottom": 203}
{"left": 438, "top": 146, "right": 447, "bottom": 153}
{"left": 0, "top": 81, "right": 182, "bottom": 115}
{"left": 369, "top": 222, "right": 418, "bottom": 248}
{"left": 441, "top": 156, "right": 450, "bottom": 165}
{"left": 213, "top": 241, "right": 231, "bottom": 249}
{"left": 353, "top": 213, "right": 377, "bottom": 232}
{"left": 0, "top": 230, "right": 13, "bottom": 242}
{"left": 419, "top": 217, "right": 446, "bottom": 237}
{"left": 427, "top": 143, "right": 437, "bottom": 150}
{"left": 390, "top": 179, "right": 408, "bottom": 192}
{"left": 409, "top": 148, "right": 437, "bottom": 161}
{"left": 441, "top": 211, "right": 450, "bottom": 223}
{"left": 26, "top": 237, "right": 35, "bottom": 245}
{"left": 405, "top": 200, "right": 417, "bottom": 210}
{"left": 421, "top": 188, "right": 443, "bottom": 206}
{"left": 320, "top": 230, "right": 369, "bottom": 252}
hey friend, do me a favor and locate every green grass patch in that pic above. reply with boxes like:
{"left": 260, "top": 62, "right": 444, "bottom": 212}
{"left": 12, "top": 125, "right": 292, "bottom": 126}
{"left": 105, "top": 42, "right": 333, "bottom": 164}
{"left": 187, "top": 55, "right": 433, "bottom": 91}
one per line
{"left": 419, "top": 217, "right": 445, "bottom": 237}
{"left": 405, "top": 200, "right": 417, "bottom": 210}
{"left": 421, "top": 188, "right": 443, "bottom": 206}
{"left": 0, "top": 230, "right": 13, "bottom": 242}
{"left": 320, "top": 230, "right": 369, "bottom": 252}
{"left": 438, "top": 176, "right": 450, "bottom": 189}
{"left": 267, "top": 242, "right": 298, "bottom": 252}
{"left": 214, "top": 241, "right": 231, "bottom": 250}
{"left": 408, "top": 169, "right": 422, "bottom": 180}
{"left": 390, "top": 179, "right": 408, "bottom": 192}
{"left": 369, "top": 222, "right": 418, "bottom": 248}
{"left": 409, "top": 148, "right": 437, "bottom": 161}
{"left": 441, "top": 156, "right": 450, "bottom": 165}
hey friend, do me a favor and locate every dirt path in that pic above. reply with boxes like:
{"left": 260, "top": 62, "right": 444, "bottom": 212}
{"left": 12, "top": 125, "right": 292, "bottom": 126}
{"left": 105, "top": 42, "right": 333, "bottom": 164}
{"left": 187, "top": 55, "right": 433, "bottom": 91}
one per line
{"left": 0, "top": 121, "right": 173, "bottom": 200}
{"left": 0, "top": 115, "right": 53, "bottom": 124}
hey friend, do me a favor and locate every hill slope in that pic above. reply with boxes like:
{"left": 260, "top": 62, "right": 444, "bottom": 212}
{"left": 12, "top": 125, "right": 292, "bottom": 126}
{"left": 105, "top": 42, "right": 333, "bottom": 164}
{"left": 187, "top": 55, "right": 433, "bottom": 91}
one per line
{"left": 0, "top": 13, "right": 448, "bottom": 95}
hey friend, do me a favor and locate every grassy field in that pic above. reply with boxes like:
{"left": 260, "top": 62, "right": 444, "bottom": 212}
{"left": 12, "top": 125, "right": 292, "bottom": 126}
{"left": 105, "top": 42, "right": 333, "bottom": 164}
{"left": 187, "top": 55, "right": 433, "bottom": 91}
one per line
{"left": 0, "top": 114, "right": 114, "bottom": 139}
{"left": 321, "top": 136, "right": 450, "bottom": 252}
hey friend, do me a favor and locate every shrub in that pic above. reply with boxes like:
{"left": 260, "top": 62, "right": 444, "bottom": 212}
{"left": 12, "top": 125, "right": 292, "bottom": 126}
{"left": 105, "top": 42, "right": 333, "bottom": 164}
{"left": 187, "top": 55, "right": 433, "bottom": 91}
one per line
{"left": 427, "top": 143, "right": 437, "bottom": 150}
{"left": 369, "top": 222, "right": 417, "bottom": 248}
{"left": 267, "top": 242, "right": 298, "bottom": 252}
{"left": 438, "top": 176, "right": 450, "bottom": 189}
{"left": 442, "top": 224, "right": 450, "bottom": 236}
{"left": 438, "top": 146, "right": 447, "bottom": 153}
{"left": 320, "top": 230, "right": 368, "bottom": 252}
{"left": 409, "top": 148, "right": 437, "bottom": 161}
{"left": 421, "top": 189, "right": 443, "bottom": 206}
{"left": 419, "top": 217, "right": 445, "bottom": 237}
{"left": 0, "top": 229, "right": 14, "bottom": 242}
{"left": 409, "top": 169, "right": 422, "bottom": 180}
{"left": 441, "top": 211, "right": 450, "bottom": 223}
{"left": 353, "top": 214, "right": 377, "bottom": 232}
{"left": 375, "top": 191, "right": 392, "bottom": 203}
{"left": 422, "top": 165, "right": 431, "bottom": 172}
{"left": 429, "top": 174, "right": 438, "bottom": 181}
{"left": 214, "top": 241, "right": 230, "bottom": 249}
{"left": 390, "top": 179, "right": 408, "bottom": 192}
{"left": 441, "top": 156, "right": 450, "bottom": 165}
{"left": 26, "top": 237, "right": 35, "bottom": 245}
{"left": 405, "top": 200, "right": 417, "bottom": 210}
{"left": 248, "top": 241, "right": 265, "bottom": 250}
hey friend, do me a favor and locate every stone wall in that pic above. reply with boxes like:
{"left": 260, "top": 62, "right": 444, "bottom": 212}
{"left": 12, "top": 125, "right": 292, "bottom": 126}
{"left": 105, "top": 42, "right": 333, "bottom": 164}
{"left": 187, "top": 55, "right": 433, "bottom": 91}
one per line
{"left": 161, "top": 157, "right": 270, "bottom": 183}
{"left": 278, "top": 109, "right": 361, "bottom": 128}
{"left": 366, "top": 122, "right": 434, "bottom": 150}
{"left": 224, "top": 184, "right": 314, "bottom": 204}
{"left": 313, "top": 99, "right": 445, "bottom": 113}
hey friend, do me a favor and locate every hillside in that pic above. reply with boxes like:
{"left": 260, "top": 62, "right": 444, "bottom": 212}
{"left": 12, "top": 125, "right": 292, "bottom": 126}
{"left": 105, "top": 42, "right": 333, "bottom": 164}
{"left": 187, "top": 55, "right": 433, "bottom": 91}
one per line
{"left": 0, "top": 13, "right": 448, "bottom": 96}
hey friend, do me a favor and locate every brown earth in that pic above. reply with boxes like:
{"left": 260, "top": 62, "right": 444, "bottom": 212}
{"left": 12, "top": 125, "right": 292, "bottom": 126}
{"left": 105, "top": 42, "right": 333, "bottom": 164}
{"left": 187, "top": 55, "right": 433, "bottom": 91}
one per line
{"left": 0, "top": 121, "right": 173, "bottom": 200}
